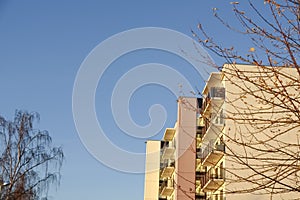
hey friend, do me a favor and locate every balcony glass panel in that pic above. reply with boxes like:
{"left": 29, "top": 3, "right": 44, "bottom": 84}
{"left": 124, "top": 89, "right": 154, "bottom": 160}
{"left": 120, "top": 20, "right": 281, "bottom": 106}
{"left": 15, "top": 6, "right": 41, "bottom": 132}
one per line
{"left": 160, "top": 160, "right": 175, "bottom": 178}
{"left": 200, "top": 167, "right": 225, "bottom": 192}
{"left": 161, "top": 141, "right": 175, "bottom": 160}
{"left": 209, "top": 87, "right": 225, "bottom": 99}
{"left": 200, "top": 142, "right": 225, "bottom": 166}
{"left": 201, "top": 112, "right": 224, "bottom": 143}
{"left": 202, "top": 87, "right": 225, "bottom": 116}
{"left": 159, "top": 179, "right": 174, "bottom": 197}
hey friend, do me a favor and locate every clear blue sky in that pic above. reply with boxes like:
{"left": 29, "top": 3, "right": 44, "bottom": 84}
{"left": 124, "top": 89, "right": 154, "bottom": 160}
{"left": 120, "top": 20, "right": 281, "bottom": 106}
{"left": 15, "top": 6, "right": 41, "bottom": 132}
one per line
{"left": 0, "top": 1, "right": 256, "bottom": 199}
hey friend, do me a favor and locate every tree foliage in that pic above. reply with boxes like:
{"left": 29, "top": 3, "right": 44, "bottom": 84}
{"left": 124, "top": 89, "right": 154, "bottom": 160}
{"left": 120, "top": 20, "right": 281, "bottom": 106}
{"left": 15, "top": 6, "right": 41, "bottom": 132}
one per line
{"left": 194, "top": 0, "right": 299, "bottom": 69}
{"left": 193, "top": 0, "right": 300, "bottom": 198}
{"left": 0, "top": 111, "right": 64, "bottom": 200}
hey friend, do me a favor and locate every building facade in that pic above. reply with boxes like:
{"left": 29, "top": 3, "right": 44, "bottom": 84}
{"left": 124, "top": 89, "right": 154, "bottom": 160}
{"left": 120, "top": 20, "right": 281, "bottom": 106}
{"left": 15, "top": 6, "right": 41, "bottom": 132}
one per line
{"left": 144, "top": 64, "right": 300, "bottom": 200}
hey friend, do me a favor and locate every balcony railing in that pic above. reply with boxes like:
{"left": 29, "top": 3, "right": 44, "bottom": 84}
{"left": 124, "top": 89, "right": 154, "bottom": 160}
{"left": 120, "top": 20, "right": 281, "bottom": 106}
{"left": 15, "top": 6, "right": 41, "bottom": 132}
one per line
{"left": 159, "top": 198, "right": 167, "bottom": 200}
{"left": 160, "top": 160, "right": 175, "bottom": 168}
{"left": 159, "top": 179, "right": 174, "bottom": 197}
{"left": 196, "top": 150, "right": 202, "bottom": 159}
{"left": 197, "top": 125, "right": 205, "bottom": 135}
{"left": 195, "top": 192, "right": 206, "bottom": 200}
{"left": 196, "top": 157, "right": 207, "bottom": 172}
{"left": 196, "top": 169, "right": 206, "bottom": 194}
{"left": 211, "top": 110, "right": 224, "bottom": 126}
{"left": 202, "top": 143, "right": 225, "bottom": 159}
{"left": 161, "top": 141, "right": 175, "bottom": 160}
{"left": 202, "top": 87, "right": 225, "bottom": 116}
{"left": 207, "top": 194, "right": 226, "bottom": 200}
{"left": 209, "top": 87, "right": 225, "bottom": 99}
{"left": 197, "top": 125, "right": 206, "bottom": 138}
{"left": 201, "top": 143, "right": 225, "bottom": 167}
{"left": 201, "top": 111, "right": 224, "bottom": 143}
{"left": 200, "top": 167, "right": 225, "bottom": 192}
{"left": 196, "top": 170, "right": 206, "bottom": 179}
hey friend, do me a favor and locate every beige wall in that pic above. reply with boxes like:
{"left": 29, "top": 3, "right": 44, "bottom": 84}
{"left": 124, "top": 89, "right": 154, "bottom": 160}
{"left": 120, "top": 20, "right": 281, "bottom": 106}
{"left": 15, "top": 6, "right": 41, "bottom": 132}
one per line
{"left": 222, "top": 64, "right": 300, "bottom": 199}
{"left": 144, "top": 141, "right": 160, "bottom": 200}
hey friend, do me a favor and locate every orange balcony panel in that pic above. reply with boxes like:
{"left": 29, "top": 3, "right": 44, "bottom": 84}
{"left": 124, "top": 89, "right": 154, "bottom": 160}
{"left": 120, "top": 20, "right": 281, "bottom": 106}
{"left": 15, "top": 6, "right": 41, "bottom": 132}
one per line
{"left": 163, "top": 128, "right": 176, "bottom": 141}
{"left": 200, "top": 168, "right": 225, "bottom": 192}
{"left": 160, "top": 166, "right": 175, "bottom": 178}
{"left": 202, "top": 148, "right": 224, "bottom": 167}
{"left": 202, "top": 177, "right": 224, "bottom": 192}
{"left": 160, "top": 186, "right": 174, "bottom": 197}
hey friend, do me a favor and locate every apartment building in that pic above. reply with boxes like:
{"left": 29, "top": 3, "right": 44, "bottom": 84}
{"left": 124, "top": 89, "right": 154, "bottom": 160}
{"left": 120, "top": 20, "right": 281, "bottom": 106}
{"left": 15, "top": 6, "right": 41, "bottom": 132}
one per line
{"left": 144, "top": 64, "right": 300, "bottom": 200}
{"left": 144, "top": 97, "right": 200, "bottom": 200}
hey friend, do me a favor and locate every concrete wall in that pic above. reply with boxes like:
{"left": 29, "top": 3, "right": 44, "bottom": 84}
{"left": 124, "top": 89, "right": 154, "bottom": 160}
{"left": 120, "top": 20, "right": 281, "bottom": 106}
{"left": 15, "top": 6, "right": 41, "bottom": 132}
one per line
{"left": 144, "top": 141, "right": 161, "bottom": 200}
{"left": 175, "top": 97, "right": 197, "bottom": 200}
{"left": 222, "top": 64, "right": 300, "bottom": 199}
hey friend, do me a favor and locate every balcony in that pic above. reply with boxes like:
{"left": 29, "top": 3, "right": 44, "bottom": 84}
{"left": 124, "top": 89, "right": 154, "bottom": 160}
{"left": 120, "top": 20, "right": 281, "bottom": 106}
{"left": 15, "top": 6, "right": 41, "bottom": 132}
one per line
{"left": 196, "top": 170, "right": 206, "bottom": 179}
{"left": 161, "top": 142, "right": 175, "bottom": 160}
{"left": 159, "top": 179, "right": 174, "bottom": 197}
{"left": 196, "top": 170, "right": 206, "bottom": 194}
{"left": 197, "top": 116, "right": 204, "bottom": 127}
{"left": 196, "top": 126, "right": 205, "bottom": 147}
{"left": 160, "top": 161, "right": 175, "bottom": 178}
{"left": 201, "top": 143, "right": 225, "bottom": 167}
{"left": 200, "top": 168, "right": 225, "bottom": 192}
{"left": 197, "top": 126, "right": 205, "bottom": 135}
{"left": 201, "top": 111, "right": 224, "bottom": 142}
{"left": 202, "top": 87, "right": 225, "bottom": 116}
{"left": 207, "top": 194, "right": 226, "bottom": 200}
{"left": 196, "top": 149, "right": 202, "bottom": 160}
{"left": 196, "top": 179, "right": 201, "bottom": 194}
{"left": 163, "top": 128, "right": 176, "bottom": 141}
{"left": 159, "top": 198, "right": 167, "bottom": 200}
{"left": 196, "top": 158, "right": 207, "bottom": 172}
{"left": 195, "top": 192, "right": 206, "bottom": 200}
